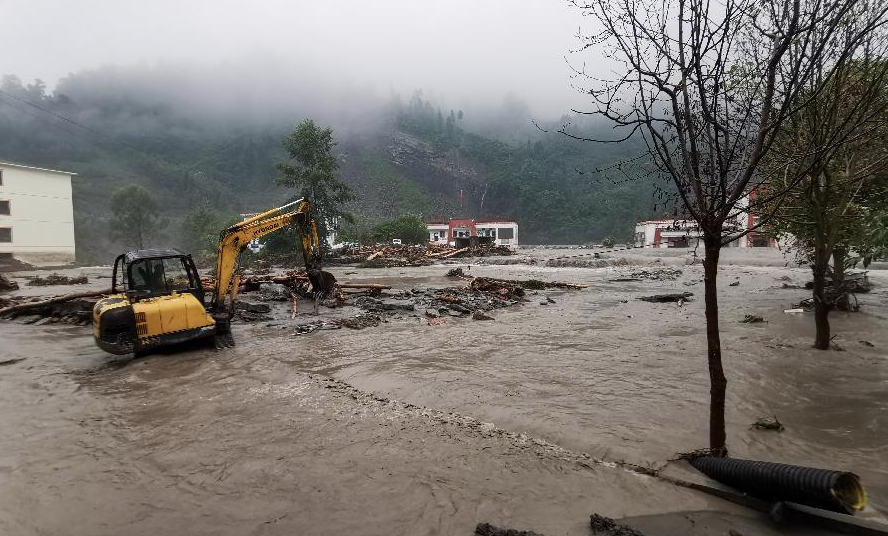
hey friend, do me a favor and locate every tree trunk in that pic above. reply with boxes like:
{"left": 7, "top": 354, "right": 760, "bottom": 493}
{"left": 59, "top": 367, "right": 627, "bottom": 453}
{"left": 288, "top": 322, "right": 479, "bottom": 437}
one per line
{"left": 812, "top": 252, "right": 831, "bottom": 350}
{"left": 703, "top": 237, "right": 727, "bottom": 455}
{"left": 832, "top": 246, "right": 850, "bottom": 311}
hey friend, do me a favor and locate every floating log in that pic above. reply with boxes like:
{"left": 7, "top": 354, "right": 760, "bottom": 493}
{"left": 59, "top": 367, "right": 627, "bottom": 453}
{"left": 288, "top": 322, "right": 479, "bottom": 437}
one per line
{"left": 337, "top": 283, "right": 391, "bottom": 290}
{"left": 637, "top": 292, "right": 693, "bottom": 303}
{"left": 440, "top": 247, "right": 470, "bottom": 259}
{"left": 0, "top": 288, "right": 111, "bottom": 317}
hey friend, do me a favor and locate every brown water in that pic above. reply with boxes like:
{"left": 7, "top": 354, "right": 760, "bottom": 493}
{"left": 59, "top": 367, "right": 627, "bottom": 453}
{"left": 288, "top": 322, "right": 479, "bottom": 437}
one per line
{"left": 2, "top": 251, "right": 887, "bottom": 535}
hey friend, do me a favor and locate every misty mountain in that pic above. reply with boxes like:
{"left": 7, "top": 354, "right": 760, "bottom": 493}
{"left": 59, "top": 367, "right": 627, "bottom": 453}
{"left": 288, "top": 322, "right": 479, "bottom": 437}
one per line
{"left": 0, "top": 69, "right": 658, "bottom": 262}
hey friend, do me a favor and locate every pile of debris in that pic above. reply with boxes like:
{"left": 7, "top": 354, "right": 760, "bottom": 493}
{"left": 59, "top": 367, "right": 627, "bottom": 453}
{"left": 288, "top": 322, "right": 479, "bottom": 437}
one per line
{"left": 1, "top": 272, "right": 19, "bottom": 292}
{"left": 0, "top": 288, "right": 107, "bottom": 325}
{"left": 610, "top": 267, "right": 682, "bottom": 282}
{"left": 27, "top": 273, "right": 88, "bottom": 286}
{"left": 329, "top": 242, "right": 514, "bottom": 268}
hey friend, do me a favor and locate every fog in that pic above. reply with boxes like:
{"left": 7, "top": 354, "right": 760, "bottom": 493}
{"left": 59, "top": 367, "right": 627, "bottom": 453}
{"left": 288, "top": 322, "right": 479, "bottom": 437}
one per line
{"left": 4, "top": 0, "right": 591, "bottom": 120}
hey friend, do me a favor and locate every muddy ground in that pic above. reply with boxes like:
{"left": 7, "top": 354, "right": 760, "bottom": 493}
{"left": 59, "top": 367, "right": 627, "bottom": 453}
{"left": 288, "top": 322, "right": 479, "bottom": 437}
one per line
{"left": 1, "top": 247, "right": 887, "bottom": 536}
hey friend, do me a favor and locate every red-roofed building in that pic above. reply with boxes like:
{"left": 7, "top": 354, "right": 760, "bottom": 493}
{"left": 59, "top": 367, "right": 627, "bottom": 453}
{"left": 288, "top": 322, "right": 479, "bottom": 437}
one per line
{"left": 426, "top": 219, "right": 518, "bottom": 250}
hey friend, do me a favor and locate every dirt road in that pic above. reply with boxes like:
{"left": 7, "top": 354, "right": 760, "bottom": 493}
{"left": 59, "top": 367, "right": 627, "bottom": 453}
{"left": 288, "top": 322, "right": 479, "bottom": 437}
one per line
{"left": 2, "top": 248, "right": 886, "bottom": 535}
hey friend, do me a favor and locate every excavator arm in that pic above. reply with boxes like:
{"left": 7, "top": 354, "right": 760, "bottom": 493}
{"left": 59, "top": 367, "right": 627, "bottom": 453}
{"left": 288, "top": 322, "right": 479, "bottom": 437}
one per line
{"left": 210, "top": 198, "right": 335, "bottom": 345}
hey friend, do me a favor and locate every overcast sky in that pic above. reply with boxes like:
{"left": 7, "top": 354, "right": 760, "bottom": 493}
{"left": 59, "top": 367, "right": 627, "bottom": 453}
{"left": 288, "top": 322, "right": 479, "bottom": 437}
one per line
{"left": 3, "top": 0, "right": 593, "bottom": 117}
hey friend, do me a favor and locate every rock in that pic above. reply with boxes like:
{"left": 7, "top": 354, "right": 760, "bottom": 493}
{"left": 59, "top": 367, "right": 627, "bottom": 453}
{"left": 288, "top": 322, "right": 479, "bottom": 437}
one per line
{"left": 258, "top": 283, "right": 291, "bottom": 301}
{"left": 472, "top": 310, "right": 494, "bottom": 321}
{"left": 237, "top": 301, "right": 271, "bottom": 314}
{"left": 379, "top": 300, "right": 415, "bottom": 312}
{"left": 425, "top": 309, "right": 441, "bottom": 318}
{"left": 447, "top": 303, "right": 470, "bottom": 314}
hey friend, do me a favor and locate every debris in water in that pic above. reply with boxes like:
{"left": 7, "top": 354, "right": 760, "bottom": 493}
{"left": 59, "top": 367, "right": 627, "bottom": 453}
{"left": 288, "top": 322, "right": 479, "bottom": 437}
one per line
{"left": 740, "top": 314, "right": 764, "bottom": 324}
{"left": 445, "top": 267, "right": 467, "bottom": 278}
{"left": 0, "top": 272, "right": 19, "bottom": 291}
{"left": 589, "top": 514, "right": 650, "bottom": 536}
{"left": 860, "top": 340, "right": 875, "bottom": 347}
{"left": 783, "top": 308, "right": 804, "bottom": 314}
{"left": 0, "top": 357, "right": 27, "bottom": 366}
{"left": 472, "top": 310, "right": 494, "bottom": 321}
{"left": 27, "top": 273, "right": 88, "bottom": 286}
{"left": 751, "top": 415, "right": 784, "bottom": 431}
{"left": 294, "top": 320, "right": 342, "bottom": 335}
{"left": 340, "top": 314, "right": 381, "bottom": 330}
{"left": 475, "top": 522, "right": 548, "bottom": 536}
{"left": 428, "top": 317, "right": 447, "bottom": 326}
{"left": 729, "top": 281, "right": 740, "bottom": 287}
{"left": 637, "top": 292, "right": 693, "bottom": 303}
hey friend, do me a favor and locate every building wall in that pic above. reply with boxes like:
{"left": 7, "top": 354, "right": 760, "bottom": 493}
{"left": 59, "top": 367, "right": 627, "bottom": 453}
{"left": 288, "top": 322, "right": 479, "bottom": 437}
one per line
{"left": 0, "top": 164, "right": 76, "bottom": 264}
{"left": 425, "top": 220, "right": 519, "bottom": 249}
{"left": 427, "top": 224, "right": 449, "bottom": 244}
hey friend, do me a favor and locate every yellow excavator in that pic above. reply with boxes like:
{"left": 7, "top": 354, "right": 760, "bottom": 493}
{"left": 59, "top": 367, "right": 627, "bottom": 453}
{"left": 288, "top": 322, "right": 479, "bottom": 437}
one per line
{"left": 92, "top": 199, "right": 336, "bottom": 355}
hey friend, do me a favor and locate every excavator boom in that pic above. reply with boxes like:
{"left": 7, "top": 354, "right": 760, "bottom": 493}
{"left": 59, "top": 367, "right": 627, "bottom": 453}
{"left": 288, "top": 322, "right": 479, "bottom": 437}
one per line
{"left": 211, "top": 198, "right": 335, "bottom": 345}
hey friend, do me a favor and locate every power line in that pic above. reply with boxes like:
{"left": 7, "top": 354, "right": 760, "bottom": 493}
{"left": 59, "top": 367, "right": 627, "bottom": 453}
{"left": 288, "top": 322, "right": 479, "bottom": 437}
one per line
{"left": 0, "top": 88, "right": 183, "bottom": 169}
{"left": 0, "top": 94, "right": 84, "bottom": 139}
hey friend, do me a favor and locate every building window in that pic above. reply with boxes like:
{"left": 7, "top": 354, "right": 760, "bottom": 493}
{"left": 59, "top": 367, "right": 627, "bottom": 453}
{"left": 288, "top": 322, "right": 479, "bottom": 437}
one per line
{"left": 0, "top": 227, "right": 11, "bottom": 242}
{"left": 498, "top": 227, "right": 514, "bottom": 240}
{"left": 0, "top": 252, "right": 13, "bottom": 261}
{"left": 0, "top": 200, "right": 9, "bottom": 215}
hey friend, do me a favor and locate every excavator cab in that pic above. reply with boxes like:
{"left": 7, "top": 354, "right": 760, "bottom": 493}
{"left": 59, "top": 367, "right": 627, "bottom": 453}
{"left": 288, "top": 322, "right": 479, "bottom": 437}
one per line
{"left": 115, "top": 250, "right": 205, "bottom": 303}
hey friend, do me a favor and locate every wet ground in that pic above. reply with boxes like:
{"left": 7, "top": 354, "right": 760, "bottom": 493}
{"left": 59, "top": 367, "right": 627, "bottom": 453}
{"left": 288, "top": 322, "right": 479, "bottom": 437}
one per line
{"left": 2, "top": 247, "right": 887, "bottom": 535}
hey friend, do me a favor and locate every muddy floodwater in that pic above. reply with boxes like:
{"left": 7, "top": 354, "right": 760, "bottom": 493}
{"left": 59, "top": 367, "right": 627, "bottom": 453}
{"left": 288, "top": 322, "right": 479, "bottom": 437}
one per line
{"left": 2, "top": 247, "right": 887, "bottom": 535}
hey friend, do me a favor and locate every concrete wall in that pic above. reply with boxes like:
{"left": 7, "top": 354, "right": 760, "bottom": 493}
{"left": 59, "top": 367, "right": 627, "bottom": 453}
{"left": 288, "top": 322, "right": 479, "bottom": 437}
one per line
{"left": 0, "top": 163, "right": 76, "bottom": 265}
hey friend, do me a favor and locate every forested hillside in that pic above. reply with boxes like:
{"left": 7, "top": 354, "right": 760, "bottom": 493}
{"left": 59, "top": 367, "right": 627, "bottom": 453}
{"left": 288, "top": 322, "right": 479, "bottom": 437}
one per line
{"left": 0, "top": 70, "right": 658, "bottom": 262}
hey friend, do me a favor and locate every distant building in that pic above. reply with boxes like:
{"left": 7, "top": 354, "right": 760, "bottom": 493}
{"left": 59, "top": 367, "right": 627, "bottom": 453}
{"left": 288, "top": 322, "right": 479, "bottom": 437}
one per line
{"left": 634, "top": 191, "right": 777, "bottom": 249}
{"left": 426, "top": 219, "right": 518, "bottom": 250}
{"left": 0, "top": 161, "right": 77, "bottom": 265}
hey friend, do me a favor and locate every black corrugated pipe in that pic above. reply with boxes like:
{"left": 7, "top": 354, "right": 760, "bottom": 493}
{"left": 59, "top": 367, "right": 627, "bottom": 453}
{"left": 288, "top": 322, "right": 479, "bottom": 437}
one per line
{"left": 690, "top": 457, "right": 867, "bottom": 514}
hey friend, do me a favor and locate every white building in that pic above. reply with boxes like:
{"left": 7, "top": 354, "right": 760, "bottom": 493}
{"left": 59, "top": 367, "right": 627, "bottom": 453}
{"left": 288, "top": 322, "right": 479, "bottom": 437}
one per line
{"left": 0, "top": 161, "right": 77, "bottom": 265}
{"left": 634, "top": 194, "right": 777, "bottom": 249}
{"left": 426, "top": 219, "right": 519, "bottom": 250}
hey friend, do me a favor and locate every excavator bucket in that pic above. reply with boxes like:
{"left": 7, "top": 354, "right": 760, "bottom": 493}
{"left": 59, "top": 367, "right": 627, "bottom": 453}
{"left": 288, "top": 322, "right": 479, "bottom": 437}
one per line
{"left": 308, "top": 269, "right": 337, "bottom": 296}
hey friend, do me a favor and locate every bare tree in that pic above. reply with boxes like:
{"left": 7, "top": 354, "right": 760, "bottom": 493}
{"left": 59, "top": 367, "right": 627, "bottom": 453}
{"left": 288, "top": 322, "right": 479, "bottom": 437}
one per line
{"left": 567, "top": 0, "right": 882, "bottom": 453}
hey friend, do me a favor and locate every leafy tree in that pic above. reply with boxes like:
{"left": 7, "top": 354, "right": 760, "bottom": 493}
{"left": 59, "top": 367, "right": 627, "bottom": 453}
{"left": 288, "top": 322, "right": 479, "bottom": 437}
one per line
{"left": 108, "top": 185, "right": 159, "bottom": 249}
{"left": 336, "top": 212, "right": 375, "bottom": 244}
{"left": 371, "top": 214, "right": 428, "bottom": 245}
{"left": 764, "top": 55, "right": 888, "bottom": 348}
{"left": 275, "top": 119, "right": 354, "bottom": 250}
{"left": 180, "top": 203, "right": 226, "bottom": 255}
